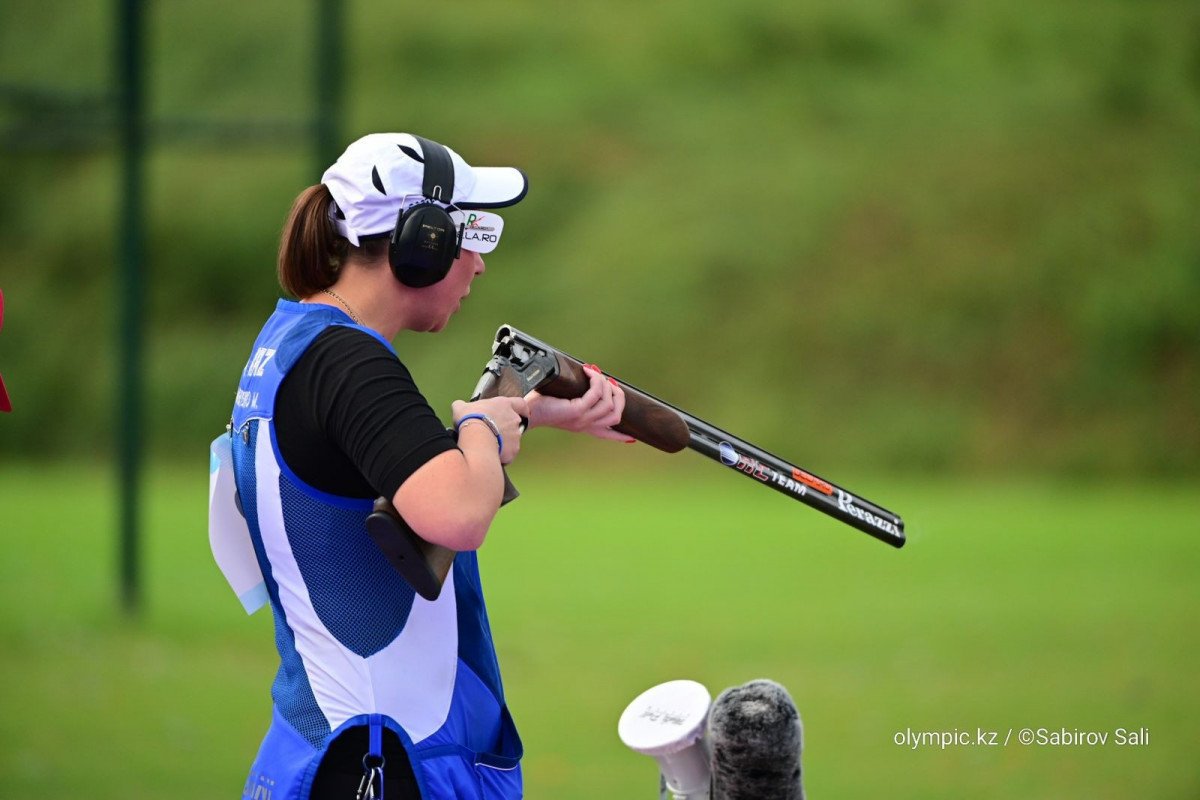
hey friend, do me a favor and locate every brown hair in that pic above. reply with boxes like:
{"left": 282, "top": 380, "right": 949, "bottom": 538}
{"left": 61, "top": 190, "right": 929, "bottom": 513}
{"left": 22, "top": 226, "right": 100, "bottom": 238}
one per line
{"left": 276, "top": 184, "right": 388, "bottom": 298}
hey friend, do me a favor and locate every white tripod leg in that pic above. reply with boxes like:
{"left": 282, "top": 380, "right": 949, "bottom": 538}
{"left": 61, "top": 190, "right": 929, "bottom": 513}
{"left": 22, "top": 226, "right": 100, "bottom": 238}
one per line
{"left": 618, "top": 680, "right": 712, "bottom": 800}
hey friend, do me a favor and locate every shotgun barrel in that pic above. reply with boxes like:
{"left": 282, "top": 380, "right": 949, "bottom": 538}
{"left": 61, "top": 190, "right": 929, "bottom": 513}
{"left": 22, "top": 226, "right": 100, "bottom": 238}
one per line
{"left": 494, "top": 325, "right": 905, "bottom": 548}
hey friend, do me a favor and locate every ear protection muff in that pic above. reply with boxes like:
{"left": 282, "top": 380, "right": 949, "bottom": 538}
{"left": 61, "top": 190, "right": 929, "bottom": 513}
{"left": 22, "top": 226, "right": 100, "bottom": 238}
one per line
{"left": 388, "top": 136, "right": 464, "bottom": 288}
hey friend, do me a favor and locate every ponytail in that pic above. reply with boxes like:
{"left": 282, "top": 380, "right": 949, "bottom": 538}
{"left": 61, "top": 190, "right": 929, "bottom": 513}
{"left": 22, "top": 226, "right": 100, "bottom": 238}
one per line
{"left": 277, "top": 184, "right": 347, "bottom": 298}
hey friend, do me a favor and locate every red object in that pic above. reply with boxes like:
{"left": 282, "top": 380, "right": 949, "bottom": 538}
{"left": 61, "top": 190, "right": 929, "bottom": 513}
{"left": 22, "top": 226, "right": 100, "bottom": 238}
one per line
{"left": 0, "top": 288, "right": 9, "bottom": 411}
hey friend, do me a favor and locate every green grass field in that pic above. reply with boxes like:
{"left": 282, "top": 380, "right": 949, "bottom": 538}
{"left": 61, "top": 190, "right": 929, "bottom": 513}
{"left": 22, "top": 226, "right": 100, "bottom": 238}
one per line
{"left": 1, "top": 458, "right": 1197, "bottom": 798}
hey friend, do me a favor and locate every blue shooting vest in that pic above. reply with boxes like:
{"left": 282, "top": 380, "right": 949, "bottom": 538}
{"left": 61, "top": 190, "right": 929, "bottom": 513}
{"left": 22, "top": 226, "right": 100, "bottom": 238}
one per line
{"left": 231, "top": 300, "right": 522, "bottom": 800}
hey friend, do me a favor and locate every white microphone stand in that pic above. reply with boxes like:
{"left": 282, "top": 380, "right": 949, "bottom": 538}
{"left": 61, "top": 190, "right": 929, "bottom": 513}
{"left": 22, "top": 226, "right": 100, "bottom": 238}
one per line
{"left": 618, "top": 680, "right": 713, "bottom": 800}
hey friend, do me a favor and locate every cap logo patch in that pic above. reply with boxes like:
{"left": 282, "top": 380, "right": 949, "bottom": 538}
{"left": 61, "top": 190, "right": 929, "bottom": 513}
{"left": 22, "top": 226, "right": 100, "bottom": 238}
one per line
{"left": 464, "top": 213, "right": 495, "bottom": 232}
{"left": 452, "top": 209, "right": 505, "bottom": 254}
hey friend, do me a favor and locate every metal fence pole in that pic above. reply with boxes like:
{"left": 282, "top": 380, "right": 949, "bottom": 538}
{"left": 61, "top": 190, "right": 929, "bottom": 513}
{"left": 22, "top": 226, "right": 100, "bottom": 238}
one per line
{"left": 115, "top": 0, "right": 145, "bottom": 615}
{"left": 104, "top": 0, "right": 343, "bottom": 615}
{"left": 314, "top": 0, "right": 344, "bottom": 173}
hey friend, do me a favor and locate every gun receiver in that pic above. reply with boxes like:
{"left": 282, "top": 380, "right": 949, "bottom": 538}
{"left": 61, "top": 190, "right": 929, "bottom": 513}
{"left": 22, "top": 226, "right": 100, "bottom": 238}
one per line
{"left": 479, "top": 326, "right": 691, "bottom": 453}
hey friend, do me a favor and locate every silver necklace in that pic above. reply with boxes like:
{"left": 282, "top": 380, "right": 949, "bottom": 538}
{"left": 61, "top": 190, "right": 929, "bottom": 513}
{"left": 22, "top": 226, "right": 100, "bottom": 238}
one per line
{"left": 321, "top": 288, "right": 364, "bottom": 325}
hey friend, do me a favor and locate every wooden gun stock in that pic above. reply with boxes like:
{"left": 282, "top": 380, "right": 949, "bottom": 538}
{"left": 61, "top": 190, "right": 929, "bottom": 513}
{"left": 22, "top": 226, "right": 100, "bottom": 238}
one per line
{"left": 536, "top": 354, "right": 690, "bottom": 454}
{"left": 365, "top": 497, "right": 455, "bottom": 602}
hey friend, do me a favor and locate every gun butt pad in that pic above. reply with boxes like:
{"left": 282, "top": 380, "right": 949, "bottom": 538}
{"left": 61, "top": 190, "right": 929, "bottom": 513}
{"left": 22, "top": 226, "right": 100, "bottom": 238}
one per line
{"left": 365, "top": 497, "right": 455, "bottom": 602}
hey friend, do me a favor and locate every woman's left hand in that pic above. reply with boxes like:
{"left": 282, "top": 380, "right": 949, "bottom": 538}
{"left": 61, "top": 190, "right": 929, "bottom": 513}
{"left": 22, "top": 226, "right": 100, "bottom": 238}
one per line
{"left": 525, "top": 365, "right": 634, "bottom": 443}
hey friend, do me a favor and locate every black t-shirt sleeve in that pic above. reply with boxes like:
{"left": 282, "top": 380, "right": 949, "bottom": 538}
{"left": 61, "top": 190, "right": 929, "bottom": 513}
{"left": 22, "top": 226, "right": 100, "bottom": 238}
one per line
{"left": 275, "top": 326, "right": 457, "bottom": 500}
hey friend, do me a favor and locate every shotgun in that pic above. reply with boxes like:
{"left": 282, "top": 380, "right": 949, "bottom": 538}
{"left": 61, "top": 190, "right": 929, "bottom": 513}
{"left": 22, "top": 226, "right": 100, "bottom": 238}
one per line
{"left": 366, "top": 325, "right": 905, "bottom": 601}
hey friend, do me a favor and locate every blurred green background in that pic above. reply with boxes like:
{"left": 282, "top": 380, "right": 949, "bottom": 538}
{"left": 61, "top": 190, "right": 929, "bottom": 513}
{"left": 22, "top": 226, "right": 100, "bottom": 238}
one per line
{"left": 1, "top": 0, "right": 1197, "bottom": 797}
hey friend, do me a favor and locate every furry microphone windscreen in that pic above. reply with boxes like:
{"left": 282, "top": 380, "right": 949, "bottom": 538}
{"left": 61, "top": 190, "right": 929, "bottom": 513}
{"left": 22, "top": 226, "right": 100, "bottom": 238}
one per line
{"left": 707, "top": 679, "right": 804, "bottom": 800}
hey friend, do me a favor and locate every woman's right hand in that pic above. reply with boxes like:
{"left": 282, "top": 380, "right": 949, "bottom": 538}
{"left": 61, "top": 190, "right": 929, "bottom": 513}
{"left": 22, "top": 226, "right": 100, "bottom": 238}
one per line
{"left": 452, "top": 396, "right": 528, "bottom": 464}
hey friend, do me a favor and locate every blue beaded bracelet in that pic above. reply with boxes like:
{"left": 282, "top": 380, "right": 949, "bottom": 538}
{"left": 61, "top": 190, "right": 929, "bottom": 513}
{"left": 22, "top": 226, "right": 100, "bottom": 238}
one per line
{"left": 456, "top": 413, "right": 503, "bottom": 455}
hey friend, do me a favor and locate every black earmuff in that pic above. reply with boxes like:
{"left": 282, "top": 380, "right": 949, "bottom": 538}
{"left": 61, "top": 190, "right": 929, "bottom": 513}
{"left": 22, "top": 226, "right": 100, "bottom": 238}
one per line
{"left": 388, "top": 136, "right": 464, "bottom": 288}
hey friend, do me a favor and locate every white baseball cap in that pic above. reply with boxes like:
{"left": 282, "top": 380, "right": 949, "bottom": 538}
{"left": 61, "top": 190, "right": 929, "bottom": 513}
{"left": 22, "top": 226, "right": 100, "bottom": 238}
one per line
{"left": 321, "top": 132, "right": 528, "bottom": 246}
